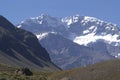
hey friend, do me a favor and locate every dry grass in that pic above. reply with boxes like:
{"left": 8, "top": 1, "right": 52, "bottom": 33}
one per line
{"left": 1, "top": 59, "right": 120, "bottom": 80}
{"left": 48, "top": 59, "right": 120, "bottom": 80}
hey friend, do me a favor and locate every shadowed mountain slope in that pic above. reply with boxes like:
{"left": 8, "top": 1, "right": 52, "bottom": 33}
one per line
{"left": 0, "top": 15, "right": 60, "bottom": 71}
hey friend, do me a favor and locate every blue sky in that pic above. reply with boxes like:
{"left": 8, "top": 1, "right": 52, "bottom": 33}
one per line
{"left": 0, "top": 0, "right": 120, "bottom": 26}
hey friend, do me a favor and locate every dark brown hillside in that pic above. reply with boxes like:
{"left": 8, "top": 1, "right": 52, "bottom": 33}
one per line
{"left": 0, "top": 15, "right": 60, "bottom": 71}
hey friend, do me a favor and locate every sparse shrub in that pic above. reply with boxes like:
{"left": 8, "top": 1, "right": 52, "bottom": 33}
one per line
{"left": 15, "top": 67, "right": 33, "bottom": 76}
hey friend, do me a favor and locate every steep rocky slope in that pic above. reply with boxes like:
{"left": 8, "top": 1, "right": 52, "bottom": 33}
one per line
{"left": 0, "top": 15, "right": 60, "bottom": 71}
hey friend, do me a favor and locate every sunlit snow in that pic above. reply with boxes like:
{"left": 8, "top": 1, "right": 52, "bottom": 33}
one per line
{"left": 17, "top": 25, "right": 22, "bottom": 28}
{"left": 83, "top": 30, "right": 90, "bottom": 34}
{"left": 36, "top": 32, "right": 57, "bottom": 40}
{"left": 36, "top": 32, "right": 49, "bottom": 40}
{"left": 115, "top": 53, "right": 120, "bottom": 58}
{"left": 61, "top": 14, "right": 80, "bottom": 27}
{"left": 89, "top": 26, "right": 95, "bottom": 30}
{"left": 74, "top": 34, "right": 120, "bottom": 46}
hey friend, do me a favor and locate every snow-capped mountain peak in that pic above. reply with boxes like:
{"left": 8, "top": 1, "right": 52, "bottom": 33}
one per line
{"left": 18, "top": 14, "right": 64, "bottom": 29}
{"left": 17, "top": 14, "right": 120, "bottom": 58}
{"left": 30, "top": 14, "right": 62, "bottom": 27}
{"left": 81, "top": 16, "right": 104, "bottom": 26}
{"left": 61, "top": 14, "right": 81, "bottom": 27}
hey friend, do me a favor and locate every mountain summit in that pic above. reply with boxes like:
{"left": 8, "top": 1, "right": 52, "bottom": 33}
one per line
{"left": 17, "top": 14, "right": 119, "bottom": 69}
{"left": 0, "top": 15, "right": 60, "bottom": 71}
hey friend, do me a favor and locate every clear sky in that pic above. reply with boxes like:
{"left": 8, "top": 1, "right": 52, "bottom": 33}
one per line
{"left": 0, "top": 0, "right": 120, "bottom": 26}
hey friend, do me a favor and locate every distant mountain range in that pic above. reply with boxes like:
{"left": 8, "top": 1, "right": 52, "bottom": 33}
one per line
{"left": 17, "top": 14, "right": 120, "bottom": 69}
{"left": 0, "top": 15, "right": 60, "bottom": 71}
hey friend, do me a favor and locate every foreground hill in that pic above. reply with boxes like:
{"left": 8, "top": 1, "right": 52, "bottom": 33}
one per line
{"left": 0, "top": 64, "right": 49, "bottom": 80}
{"left": 48, "top": 59, "right": 120, "bottom": 80}
{"left": 0, "top": 15, "right": 60, "bottom": 71}
{"left": 1, "top": 58, "right": 120, "bottom": 80}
